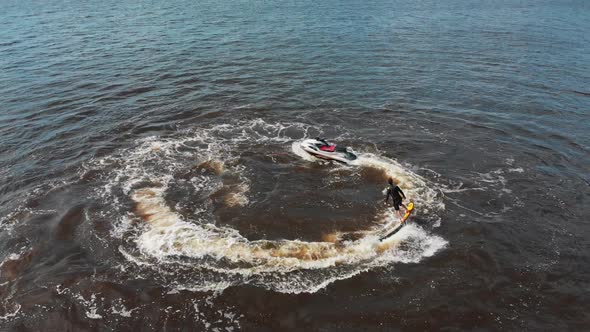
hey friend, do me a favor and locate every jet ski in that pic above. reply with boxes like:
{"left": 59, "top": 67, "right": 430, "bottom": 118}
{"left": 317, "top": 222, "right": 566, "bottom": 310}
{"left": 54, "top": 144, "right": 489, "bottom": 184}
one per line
{"left": 300, "top": 138, "right": 357, "bottom": 164}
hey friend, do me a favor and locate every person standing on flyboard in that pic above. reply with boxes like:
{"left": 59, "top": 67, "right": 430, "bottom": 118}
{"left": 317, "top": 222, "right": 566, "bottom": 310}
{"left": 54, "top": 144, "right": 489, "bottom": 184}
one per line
{"left": 384, "top": 177, "right": 407, "bottom": 221}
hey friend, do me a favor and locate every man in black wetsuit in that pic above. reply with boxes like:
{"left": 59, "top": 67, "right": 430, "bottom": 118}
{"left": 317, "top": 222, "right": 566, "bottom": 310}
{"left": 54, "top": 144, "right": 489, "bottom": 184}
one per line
{"left": 384, "top": 177, "right": 407, "bottom": 220}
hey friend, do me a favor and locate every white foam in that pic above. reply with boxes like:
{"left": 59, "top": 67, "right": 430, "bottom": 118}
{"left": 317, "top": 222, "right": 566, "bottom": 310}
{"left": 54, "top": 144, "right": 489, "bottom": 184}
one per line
{"left": 110, "top": 299, "right": 138, "bottom": 318}
{"left": 223, "top": 183, "right": 250, "bottom": 207}
{"left": 0, "top": 247, "right": 30, "bottom": 270}
{"left": 71, "top": 293, "right": 103, "bottom": 320}
{"left": 0, "top": 253, "right": 21, "bottom": 267}
{"left": 190, "top": 296, "right": 243, "bottom": 330}
{"left": 0, "top": 303, "right": 21, "bottom": 321}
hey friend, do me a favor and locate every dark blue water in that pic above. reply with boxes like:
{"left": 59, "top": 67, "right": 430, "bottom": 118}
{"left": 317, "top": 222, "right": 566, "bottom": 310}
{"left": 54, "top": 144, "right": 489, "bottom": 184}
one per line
{"left": 1, "top": 0, "right": 589, "bottom": 330}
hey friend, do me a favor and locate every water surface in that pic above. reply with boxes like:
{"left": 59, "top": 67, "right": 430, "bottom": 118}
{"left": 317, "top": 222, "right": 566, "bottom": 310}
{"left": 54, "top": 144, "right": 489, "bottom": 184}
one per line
{"left": 1, "top": 0, "right": 589, "bottom": 330}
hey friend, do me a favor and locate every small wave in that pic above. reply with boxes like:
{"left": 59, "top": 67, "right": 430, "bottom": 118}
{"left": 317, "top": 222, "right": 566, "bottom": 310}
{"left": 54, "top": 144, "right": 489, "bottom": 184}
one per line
{"left": 571, "top": 90, "right": 590, "bottom": 97}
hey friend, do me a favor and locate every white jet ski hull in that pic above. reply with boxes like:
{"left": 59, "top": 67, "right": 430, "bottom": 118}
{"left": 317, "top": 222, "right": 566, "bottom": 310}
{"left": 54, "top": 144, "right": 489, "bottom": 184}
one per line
{"left": 300, "top": 139, "right": 357, "bottom": 164}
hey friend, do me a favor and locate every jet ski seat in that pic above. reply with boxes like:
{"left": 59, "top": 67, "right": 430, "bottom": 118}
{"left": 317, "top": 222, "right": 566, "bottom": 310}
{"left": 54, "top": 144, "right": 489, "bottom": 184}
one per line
{"left": 319, "top": 145, "right": 336, "bottom": 152}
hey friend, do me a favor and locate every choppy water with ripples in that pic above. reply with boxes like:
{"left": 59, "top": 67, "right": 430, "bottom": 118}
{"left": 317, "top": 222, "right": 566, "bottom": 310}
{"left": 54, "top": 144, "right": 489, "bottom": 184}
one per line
{"left": 1, "top": 0, "right": 589, "bottom": 330}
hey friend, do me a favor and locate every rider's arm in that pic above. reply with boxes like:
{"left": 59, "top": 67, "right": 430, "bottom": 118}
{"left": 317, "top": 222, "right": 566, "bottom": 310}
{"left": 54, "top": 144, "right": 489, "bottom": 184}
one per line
{"left": 398, "top": 187, "right": 406, "bottom": 199}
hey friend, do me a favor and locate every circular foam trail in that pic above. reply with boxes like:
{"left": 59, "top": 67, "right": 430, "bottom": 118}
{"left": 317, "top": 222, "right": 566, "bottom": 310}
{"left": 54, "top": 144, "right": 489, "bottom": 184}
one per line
{"left": 88, "top": 119, "right": 447, "bottom": 293}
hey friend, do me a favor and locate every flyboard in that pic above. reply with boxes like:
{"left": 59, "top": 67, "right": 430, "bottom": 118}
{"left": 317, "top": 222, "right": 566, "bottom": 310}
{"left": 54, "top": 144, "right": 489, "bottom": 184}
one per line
{"left": 379, "top": 202, "right": 414, "bottom": 241}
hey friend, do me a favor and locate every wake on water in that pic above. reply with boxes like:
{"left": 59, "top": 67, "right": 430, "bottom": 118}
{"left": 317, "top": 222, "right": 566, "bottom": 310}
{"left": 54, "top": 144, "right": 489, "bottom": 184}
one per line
{"left": 89, "top": 119, "right": 447, "bottom": 294}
